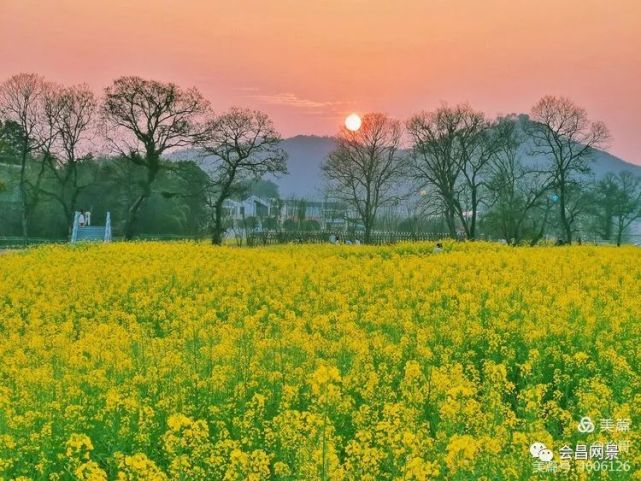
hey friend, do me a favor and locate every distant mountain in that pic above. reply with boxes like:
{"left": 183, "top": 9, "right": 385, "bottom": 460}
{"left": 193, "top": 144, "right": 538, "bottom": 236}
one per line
{"left": 574, "top": 148, "right": 641, "bottom": 177}
{"left": 272, "top": 135, "right": 641, "bottom": 198}
{"left": 172, "top": 134, "right": 641, "bottom": 199}
{"left": 169, "top": 135, "right": 335, "bottom": 199}
{"left": 267, "top": 135, "right": 335, "bottom": 198}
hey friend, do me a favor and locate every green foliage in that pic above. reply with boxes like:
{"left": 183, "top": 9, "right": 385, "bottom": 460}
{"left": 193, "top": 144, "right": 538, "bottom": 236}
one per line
{"left": 0, "top": 120, "right": 22, "bottom": 165}
{"left": 242, "top": 216, "right": 260, "bottom": 231}
{"left": 301, "top": 219, "right": 320, "bottom": 232}
{"left": 282, "top": 219, "right": 298, "bottom": 232}
{"left": 262, "top": 216, "right": 280, "bottom": 231}
{"left": 0, "top": 156, "right": 212, "bottom": 239}
{"left": 237, "top": 179, "right": 280, "bottom": 200}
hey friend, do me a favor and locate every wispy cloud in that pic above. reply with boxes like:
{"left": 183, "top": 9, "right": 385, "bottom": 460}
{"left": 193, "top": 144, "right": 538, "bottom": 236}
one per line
{"left": 234, "top": 86, "right": 261, "bottom": 92}
{"left": 251, "top": 92, "right": 335, "bottom": 109}
{"left": 242, "top": 91, "right": 352, "bottom": 115}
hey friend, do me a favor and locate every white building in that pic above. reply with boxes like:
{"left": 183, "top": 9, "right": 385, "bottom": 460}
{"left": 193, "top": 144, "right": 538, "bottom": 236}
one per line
{"left": 223, "top": 195, "right": 273, "bottom": 220}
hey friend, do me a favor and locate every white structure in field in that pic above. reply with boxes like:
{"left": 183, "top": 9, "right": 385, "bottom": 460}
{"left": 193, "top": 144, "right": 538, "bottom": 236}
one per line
{"left": 70, "top": 211, "right": 112, "bottom": 243}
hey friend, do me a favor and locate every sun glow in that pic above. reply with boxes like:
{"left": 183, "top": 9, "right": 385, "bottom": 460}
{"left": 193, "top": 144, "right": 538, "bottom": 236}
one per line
{"left": 345, "top": 113, "right": 362, "bottom": 131}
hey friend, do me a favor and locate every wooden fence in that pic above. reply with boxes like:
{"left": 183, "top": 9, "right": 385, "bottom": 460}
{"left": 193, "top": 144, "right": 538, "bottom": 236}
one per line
{"left": 244, "top": 231, "right": 451, "bottom": 246}
{"left": 0, "top": 236, "right": 66, "bottom": 249}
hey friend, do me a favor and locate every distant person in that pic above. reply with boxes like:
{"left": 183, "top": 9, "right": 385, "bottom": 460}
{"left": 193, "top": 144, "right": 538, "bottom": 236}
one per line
{"left": 78, "top": 210, "right": 86, "bottom": 227}
{"left": 434, "top": 242, "right": 443, "bottom": 253}
{"left": 85, "top": 210, "right": 91, "bottom": 226}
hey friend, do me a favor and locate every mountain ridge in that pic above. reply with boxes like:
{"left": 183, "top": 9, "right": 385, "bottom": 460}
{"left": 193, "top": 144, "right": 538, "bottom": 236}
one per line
{"left": 173, "top": 134, "right": 641, "bottom": 199}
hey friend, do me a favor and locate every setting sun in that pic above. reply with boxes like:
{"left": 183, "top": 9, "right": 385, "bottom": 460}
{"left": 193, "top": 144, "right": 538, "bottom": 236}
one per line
{"left": 345, "top": 113, "right": 362, "bottom": 132}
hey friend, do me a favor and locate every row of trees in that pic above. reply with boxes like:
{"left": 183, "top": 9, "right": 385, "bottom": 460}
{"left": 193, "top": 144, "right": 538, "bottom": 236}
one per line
{"left": 324, "top": 100, "right": 641, "bottom": 245}
{"left": 0, "top": 74, "right": 287, "bottom": 243}
{"left": 2, "top": 72, "right": 640, "bottom": 245}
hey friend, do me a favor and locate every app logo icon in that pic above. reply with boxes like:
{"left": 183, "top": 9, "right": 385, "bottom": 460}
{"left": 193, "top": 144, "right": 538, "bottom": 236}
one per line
{"left": 578, "top": 416, "right": 595, "bottom": 433}
{"left": 530, "top": 442, "right": 554, "bottom": 461}
{"left": 530, "top": 442, "right": 546, "bottom": 458}
{"left": 539, "top": 448, "right": 554, "bottom": 462}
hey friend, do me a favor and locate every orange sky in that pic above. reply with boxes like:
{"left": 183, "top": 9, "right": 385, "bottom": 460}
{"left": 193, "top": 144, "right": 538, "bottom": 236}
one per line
{"left": 1, "top": 0, "right": 640, "bottom": 162}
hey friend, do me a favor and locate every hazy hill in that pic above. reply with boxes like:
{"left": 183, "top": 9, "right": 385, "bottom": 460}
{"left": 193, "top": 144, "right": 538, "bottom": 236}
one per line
{"left": 171, "top": 134, "right": 641, "bottom": 199}
{"left": 267, "top": 135, "right": 335, "bottom": 198}
{"left": 578, "top": 148, "right": 641, "bottom": 177}
{"left": 272, "top": 135, "right": 641, "bottom": 198}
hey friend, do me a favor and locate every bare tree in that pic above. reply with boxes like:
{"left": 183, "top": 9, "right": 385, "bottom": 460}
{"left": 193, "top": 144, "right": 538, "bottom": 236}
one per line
{"left": 407, "top": 104, "right": 489, "bottom": 239}
{"left": 587, "top": 176, "right": 617, "bottom": 241}
{"left": 28, "top": 83, "right": 66, "bottom": 227}
{"left": 200, "top": 108, "right": 287, "bottom": 245}
{"left": 323, "top": 113, "right": 405, "bottom": 244}
{"left": 529, "top": 96, "right": 609, "bottom": 243}
{"left": 39, "top": 84, "right": 98, "bottom": 234}
{"left": 612, "top": 172, "right": 641, "bottom": 246}
{"left": 485, "top": 116, "right": 551, "bottom": 244}
{"left": 459, "top": 114, "right": 506, "bottom": 239}
{"left": 0, "top": 73, "right": 54, "bottom": 238}
{"left": 101, "top": 76, "right": 210, "bottom": 239}
{"left": 592, "top": 172, "right": 641, "bottom": 246}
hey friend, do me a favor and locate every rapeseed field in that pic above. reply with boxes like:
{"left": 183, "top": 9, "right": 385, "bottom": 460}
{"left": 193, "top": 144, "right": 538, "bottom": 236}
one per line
{"left": 0, "top": 242, "right": 639, "bottom": 480}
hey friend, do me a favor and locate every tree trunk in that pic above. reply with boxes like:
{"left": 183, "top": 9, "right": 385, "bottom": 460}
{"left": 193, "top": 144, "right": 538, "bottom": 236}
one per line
{"left": 67, "top": 165, "right": 80, "bottom": 238}
{"left": 212, "top": 199, "right": 225, "bottom": 245}
{"left": 558, "top": 183, "right": 572, "bottom": 244}
{"left": 20, "top": 153, "right": 47, "bottom": 243}
{"left": 63, "top": 205, "right": 72, "bottom": 240}
{"left": 20, "top": 209, "right": 28, "bottom": 242}
{"left": 603, "top": 206, "right": 613, "bottom": 241}
{"left": 19, "top": 149, "right": 29, "bottom": 241}
{"left": 445, "top": 205, "right": 457, "bottom": 238}
{"left": 469, "top": 187, "right": 477, "bottom": 240}
{"left": 616, "top": 220, "right": 624, "bottom": 247}
{"left": 364, "top": 222, "right": 372, "bottom": 245}
{"left": 125, "top": 160, "right": 160, "bottom": 240}
{"left": 124, "top": 193, "right": 147, "bottom": 240}
{"left": 530, "top": 205, "right": 550, "bottom": 246}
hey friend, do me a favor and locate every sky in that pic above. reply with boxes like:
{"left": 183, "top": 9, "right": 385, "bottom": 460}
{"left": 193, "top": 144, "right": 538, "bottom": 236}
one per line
{"left": 1, "top": 0, "right": 640, "bottom": 162}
